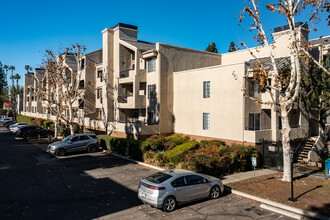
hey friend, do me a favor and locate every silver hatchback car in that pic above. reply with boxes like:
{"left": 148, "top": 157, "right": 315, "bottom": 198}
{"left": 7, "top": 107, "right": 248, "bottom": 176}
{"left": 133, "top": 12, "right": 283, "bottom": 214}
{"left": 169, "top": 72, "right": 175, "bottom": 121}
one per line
{"left": 47, "top": 134, "right": 99, "bottom": 156}
{"left": 138, "top": 169, "right": 224, "bottom": 212}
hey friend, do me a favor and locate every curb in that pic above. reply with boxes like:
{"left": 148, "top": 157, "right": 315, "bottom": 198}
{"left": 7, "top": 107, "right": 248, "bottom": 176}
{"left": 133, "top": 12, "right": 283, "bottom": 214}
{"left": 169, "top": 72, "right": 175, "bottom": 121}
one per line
{"left": 230, "top": 189, "right": 329, "bottom": 220}
{"left": 108, "top": 152, "right": 165, "bottom": 171}
{"left": 108, "top": 151, "right": 329, "bottom": 220}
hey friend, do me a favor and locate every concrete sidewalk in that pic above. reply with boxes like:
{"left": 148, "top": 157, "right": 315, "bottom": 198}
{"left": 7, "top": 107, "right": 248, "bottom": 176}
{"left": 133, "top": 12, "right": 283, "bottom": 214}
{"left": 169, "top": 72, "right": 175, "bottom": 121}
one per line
{"left": 221, "top": 169, "right": 278, "bottom": 184}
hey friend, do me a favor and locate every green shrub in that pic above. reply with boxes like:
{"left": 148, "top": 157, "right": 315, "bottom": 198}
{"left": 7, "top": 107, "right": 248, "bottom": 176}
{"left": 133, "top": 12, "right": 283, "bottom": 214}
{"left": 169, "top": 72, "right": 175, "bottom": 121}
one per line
{"left": 165, "top": 134, "right": 190, "bottom": 150}
{"left": 184, "top": 144, "right": 255, "bottom": 177}
{"left": 140, "top": 141, "right": 150, "bottom": 153}
{"left": 155, "top": 151, "right": 170, "bottom": 167}
{"left": 97, "top": 134, "right": 114, "bottom": 151}
{"left": 199, "top": 140, "right": 226, "bottom": 148}
{"left": 0, "top": 109, "right": 6, "bottom": 115}
{"left": 145, "top": 135, "right": 167, "bottom": 151}
{"left": 33, "top": 118, "right": 45, "bottom": 127}
{"left": 168, "top": 142, "right": 198, "bottom": 164}
{"left": 17, "top": 115, "right": 34, "bottom": 124}
{"left": 43, "top": 120, "right": 53, "bottom": 129}
{"left": 59, "top": 124, "right": 70, "bottom": 137}
{"left": 109, "top": 137, "right": 143, "bottom": 160}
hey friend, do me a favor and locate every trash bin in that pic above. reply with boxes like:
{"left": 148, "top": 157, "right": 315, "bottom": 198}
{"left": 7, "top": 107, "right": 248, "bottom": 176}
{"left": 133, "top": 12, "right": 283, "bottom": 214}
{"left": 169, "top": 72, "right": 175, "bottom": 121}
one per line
{"left": 325, "top": 158, "right": 330, "bottom": 177}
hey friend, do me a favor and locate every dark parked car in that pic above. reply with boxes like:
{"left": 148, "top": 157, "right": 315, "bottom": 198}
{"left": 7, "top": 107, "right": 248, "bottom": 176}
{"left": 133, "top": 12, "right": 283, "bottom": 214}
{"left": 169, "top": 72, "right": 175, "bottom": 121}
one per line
{"left": 16, "top": 125, "right": 53, "bottom": 139}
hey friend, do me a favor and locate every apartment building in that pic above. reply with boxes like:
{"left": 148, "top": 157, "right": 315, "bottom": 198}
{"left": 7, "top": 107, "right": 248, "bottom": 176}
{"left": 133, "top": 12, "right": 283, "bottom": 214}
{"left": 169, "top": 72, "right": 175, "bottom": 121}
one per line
{"left": 23, "top": 68, "right": 45, "bottom": 115}
{"left": 21, "top": 23, "right": 329, "bottom": 147}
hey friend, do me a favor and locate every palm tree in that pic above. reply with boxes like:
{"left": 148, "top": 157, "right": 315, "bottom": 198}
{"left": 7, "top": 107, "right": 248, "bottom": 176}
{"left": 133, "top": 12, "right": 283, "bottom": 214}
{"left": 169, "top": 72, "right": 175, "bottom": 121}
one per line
{"left": 8, "top": 65, "right": 15, "bottom": 90}
{"left": 3, "top": 65, "right": 8, "bottom": 78}
{"left": 14, "top": 74, "right": 20, "bottom": 90}
{"left": 25, "top": 65, "right": 33, "bottom": 73}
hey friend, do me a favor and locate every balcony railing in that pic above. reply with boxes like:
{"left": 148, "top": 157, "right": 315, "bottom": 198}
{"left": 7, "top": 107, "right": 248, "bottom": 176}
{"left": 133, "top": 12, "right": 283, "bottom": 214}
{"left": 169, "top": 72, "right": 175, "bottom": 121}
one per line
{"left": 120, "top": 69, "right": 134, "bottom": 79}
{"left": 118, "top": 94, "right": 133, "bottom": 103}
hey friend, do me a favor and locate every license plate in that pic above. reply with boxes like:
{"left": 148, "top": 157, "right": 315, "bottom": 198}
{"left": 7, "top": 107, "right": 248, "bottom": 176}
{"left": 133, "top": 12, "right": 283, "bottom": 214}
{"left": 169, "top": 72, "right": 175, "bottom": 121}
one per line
{"left": 141, "top": 193, "right": 146, "bottom": 198}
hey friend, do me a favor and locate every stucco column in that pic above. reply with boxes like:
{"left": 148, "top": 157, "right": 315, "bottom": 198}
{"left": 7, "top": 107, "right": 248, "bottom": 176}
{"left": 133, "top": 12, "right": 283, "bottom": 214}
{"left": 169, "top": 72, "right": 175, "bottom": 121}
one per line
{"left": 271, "top": 106, "right": 278, "bottom": 141}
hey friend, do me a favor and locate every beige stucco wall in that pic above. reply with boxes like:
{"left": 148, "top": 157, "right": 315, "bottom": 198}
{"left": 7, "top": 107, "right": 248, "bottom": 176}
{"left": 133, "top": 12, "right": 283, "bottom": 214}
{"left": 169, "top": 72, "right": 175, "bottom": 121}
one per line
{"left": 222, "top": 28, "right": 308, "bottom": 65}
{"left": 173, "top": 63, "right": 246, "bottom": 142}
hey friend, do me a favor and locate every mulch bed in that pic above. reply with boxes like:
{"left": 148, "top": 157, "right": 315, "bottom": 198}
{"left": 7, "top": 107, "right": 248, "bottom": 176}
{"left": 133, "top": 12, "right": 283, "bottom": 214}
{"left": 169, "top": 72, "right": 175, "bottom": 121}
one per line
{"left": 227, "top": 173, "right": 330, "bottom": 216}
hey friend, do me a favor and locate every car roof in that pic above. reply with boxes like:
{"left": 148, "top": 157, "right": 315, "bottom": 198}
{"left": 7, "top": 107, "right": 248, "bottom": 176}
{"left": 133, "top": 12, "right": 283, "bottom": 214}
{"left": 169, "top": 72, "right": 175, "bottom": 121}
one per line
{"left": 161, "top": 169, "right": 195, "bottom": 176}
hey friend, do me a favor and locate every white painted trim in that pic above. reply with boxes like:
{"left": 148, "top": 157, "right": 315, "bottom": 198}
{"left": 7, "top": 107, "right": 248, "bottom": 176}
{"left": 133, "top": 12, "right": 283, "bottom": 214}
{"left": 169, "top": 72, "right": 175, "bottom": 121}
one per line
{"left": 231, "top": 189, "right": 329, "bottom": 220}
{"left": 260, "top": 204, "right": 301, "bottom": 220}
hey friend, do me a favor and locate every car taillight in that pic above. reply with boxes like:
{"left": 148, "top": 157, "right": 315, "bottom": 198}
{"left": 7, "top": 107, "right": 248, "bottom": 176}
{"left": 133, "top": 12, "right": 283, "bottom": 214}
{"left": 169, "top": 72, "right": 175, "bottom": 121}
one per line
{"left": 96, "top": 139, "right": 99, "bottom": 143}
{"left": 149, "top": 186, "right": 166, "bottom": 190}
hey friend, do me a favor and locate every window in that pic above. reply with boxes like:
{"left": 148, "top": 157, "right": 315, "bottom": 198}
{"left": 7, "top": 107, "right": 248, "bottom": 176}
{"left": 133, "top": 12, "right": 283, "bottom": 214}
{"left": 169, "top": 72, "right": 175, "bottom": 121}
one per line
{"left": 145, "top": 172, "right": 172, "bottom": 184}
{"left": 147, "top": 58, "right": 156, "bottom": 73}
{"left": 79, "top": 99, "right": 84, "bottom": 109}
{"left": 71, "top": 136, "right": 79, "bottom": 142}
{"left": 203, "top": 113, "right": 210, "bottom": 130}
{"left": 249, "top": 114, "right": 260, "bottom": 130}
{"left": 323, "top": 55, "right": 330, "bottom": 67}
{"left": 97, "top": 88, "right": 102, "bottom": 99}
{"left": 186, "top": 175, "right": 205, "bottom": 185}
{"left": 248, "top": 79, "right": 259, "bottom": 97}
{"left": 79, "top": 135, "right": 89, "bottom": 141}
{"left": 99, "top": 109, "right": 102, "bottom": 120}
{"left": 148, "top": 84, "right": 156, "bottom": 99}
{"left": 131, "top": 53, "right": 135, "bottom": 61}
{"left": 131, "top": 64, "right": 135, "bottom": 70}
{"left": 97, "top": 69, "right": 103, "bottom": 82}
{"left": 147, "top": 112, "right": 155, "bottom": 124}
{"left": 80, "top": 58, "right": 85, "bottom": 70}
{"left": 89, "top": 135, "right": 97, "bottom": 139}
{"left": 79, "top": 80, "right": 84, "bottom": 89}
{"left": 203, "top": 81, "right": 210, "bottom": 98}
{"left": 171, "top": 177, "right": 187, "bottom": 187}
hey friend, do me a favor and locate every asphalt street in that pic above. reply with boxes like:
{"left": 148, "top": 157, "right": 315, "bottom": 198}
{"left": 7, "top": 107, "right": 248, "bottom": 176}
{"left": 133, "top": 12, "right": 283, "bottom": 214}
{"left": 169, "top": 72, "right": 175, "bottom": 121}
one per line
{"left": 0, "top": 126, "right": 291, "bottom": 219}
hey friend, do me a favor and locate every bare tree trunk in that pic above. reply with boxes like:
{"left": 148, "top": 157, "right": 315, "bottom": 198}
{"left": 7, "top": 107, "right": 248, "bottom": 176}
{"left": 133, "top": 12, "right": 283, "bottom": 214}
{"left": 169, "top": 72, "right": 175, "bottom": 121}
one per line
{"left": 68, "top": 102, "right": 74, "bottom": 135}
{"left": 54, "top": 115, "right": 59, "bottom": 139}
{"left": 281, "top": 104, "right": 291, "bottom": 182}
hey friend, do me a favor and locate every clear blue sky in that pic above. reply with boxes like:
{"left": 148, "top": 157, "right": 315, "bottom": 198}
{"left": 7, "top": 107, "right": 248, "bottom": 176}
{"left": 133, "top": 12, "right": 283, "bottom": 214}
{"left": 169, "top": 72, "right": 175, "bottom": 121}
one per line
{"left": 0, "top": 0, "right": 328, "bottom": 87}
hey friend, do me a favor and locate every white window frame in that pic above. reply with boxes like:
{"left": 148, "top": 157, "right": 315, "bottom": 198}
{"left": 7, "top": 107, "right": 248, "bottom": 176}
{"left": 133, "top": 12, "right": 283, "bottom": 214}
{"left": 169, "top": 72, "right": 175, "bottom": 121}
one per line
{"left": 203, "top": 81, "right": 210, "bottom": 98}
{"left": 203, "top": 113, "right": 210, "bottom": 130}
{"left": 147, "top": 58, "right": 156, "bottom": 73}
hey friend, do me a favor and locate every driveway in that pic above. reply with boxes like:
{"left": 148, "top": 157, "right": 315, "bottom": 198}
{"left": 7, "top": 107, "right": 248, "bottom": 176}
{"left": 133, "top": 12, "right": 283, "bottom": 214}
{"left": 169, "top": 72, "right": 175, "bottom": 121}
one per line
{"left": 0, "top": 126, "right": 290, "bottom": 219}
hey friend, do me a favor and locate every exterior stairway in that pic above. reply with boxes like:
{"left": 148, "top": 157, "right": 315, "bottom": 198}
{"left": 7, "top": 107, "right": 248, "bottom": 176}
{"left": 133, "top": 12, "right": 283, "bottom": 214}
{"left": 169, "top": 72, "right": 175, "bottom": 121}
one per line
{"left": 297, "top": 139, "right": 315, "bottom": 163}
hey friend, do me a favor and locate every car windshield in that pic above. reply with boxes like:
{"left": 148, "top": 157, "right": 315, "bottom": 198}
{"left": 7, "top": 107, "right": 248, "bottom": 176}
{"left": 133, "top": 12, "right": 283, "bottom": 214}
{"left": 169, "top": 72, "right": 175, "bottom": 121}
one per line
{"left": 62, "top": 136, "right": 73, "bottom": 143}
{"left": 146, "top": 172, "right": 172, "bottom": 184}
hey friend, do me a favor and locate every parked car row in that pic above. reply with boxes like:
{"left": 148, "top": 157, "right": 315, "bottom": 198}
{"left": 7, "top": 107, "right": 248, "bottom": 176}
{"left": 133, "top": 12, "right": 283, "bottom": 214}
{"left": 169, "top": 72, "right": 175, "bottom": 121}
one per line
{"left": 1, "top": 119, "right": 224, "bottom": 213}
{"left": 2, "top": 119, "right": 54, "bottom": 139}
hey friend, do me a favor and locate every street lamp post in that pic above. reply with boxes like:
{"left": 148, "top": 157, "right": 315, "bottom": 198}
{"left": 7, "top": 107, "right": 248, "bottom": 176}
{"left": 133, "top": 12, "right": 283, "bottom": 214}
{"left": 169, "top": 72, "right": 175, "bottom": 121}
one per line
{"left": 288, "top": 149, "right": 296, "bottom": 202}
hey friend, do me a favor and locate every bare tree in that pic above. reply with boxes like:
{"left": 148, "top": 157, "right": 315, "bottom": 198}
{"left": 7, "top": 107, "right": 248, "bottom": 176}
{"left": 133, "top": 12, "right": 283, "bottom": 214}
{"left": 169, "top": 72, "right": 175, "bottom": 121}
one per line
{"left": 239, "top": 0, "right": 329, "bottom": 181}
{"left": 36, "top": 49, "right": 68, "bottom": 138}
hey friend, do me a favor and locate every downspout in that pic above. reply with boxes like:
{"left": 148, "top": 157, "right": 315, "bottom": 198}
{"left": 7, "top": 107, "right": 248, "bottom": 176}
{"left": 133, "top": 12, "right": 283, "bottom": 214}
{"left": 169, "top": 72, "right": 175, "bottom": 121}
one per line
{"left": 156, "top": 43, "right": 161, "bottom": 135}
{"left": 242, "top": 63, "right": 246, "bottom": 145}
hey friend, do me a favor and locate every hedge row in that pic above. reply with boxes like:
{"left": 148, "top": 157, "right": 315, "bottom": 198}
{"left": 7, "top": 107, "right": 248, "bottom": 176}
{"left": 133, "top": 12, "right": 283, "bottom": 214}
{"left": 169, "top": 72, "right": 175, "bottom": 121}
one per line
{"left": 96, "top": 133, "right": 256, "bottom": 176}
{"left": 17, "top": 115, "right": 35, "bottom": 124}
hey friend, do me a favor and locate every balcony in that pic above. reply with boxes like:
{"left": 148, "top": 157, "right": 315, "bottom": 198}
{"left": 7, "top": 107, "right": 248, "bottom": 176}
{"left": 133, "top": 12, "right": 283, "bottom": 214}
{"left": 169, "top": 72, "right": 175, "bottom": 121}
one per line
{"left": 119, "top": 69, "right": 135, "bottom": 84}
{"left": 244, "top": 129, "right": 272, "bottom": 143}
{"left": 117, "top": 94, "right": 146, "bottom": 109}
{"left": 261, "top": 92, "right": 273, "bottom": 109}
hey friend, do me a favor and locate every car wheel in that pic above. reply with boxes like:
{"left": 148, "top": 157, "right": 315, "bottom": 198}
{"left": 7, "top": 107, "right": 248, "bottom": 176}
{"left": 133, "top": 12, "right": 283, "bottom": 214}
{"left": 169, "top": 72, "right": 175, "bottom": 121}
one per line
{"left": 210, "top": 185, "right": 221, "bottom": 199}
{"left": 23, "top": 134, "right": 30, "bottom": 140}
{"left": 56, "top": 148, "right": 66, "bottom": 156}
{"left": 87, "top": 145, "right": 96, "bottom": 153}
{"left": 162, "top": 196, "right": 176, "bottom": 212}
